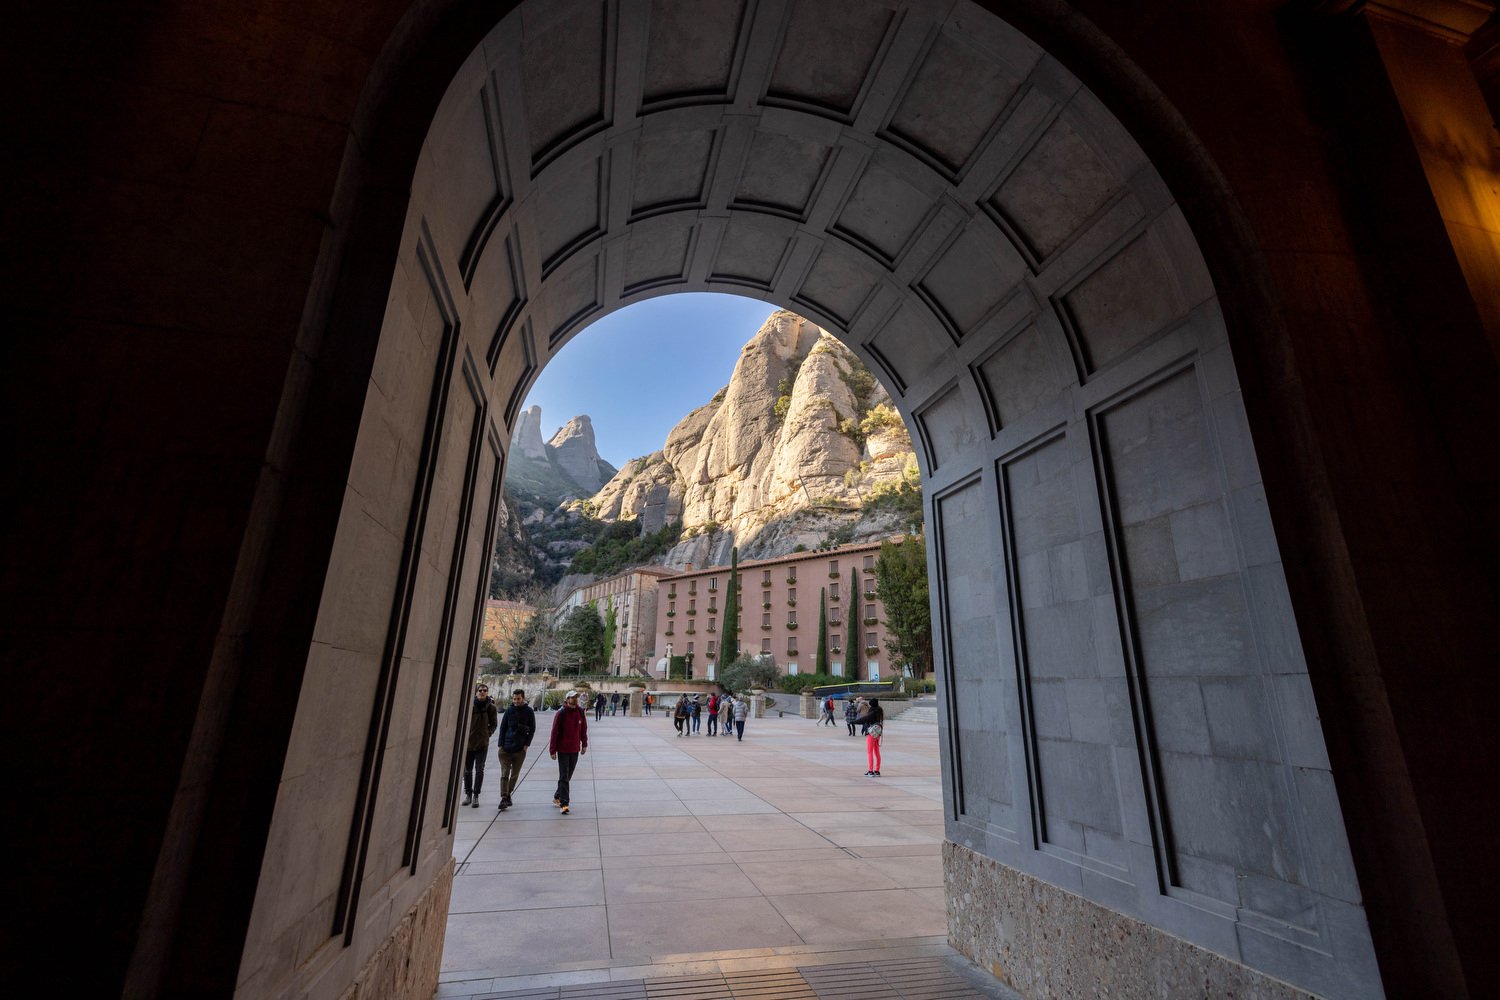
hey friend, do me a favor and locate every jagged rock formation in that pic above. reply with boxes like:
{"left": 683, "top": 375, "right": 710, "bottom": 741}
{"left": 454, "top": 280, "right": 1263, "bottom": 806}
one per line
{"left": 547, "top": 415, "right": 612, "bottom": 493}
{"left": 511, "top": 405, "right": 549, "bottom": 460}
{"left": 488, "top": 492, "right": 539, "bottom": 595}
{"left": 588, "top": 310, "right": 918, "bottom": 565}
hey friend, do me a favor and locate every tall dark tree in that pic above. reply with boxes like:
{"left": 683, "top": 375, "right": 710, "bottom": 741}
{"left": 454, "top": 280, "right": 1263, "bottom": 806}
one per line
{"left": 875, "top": 534, "right": 933, "bottom": 677}
{"left": 559, "top": 604, "right": 605, "bottom": 675}
{"left": 815, "top": 587, "right": 830, "bottom": 675}
{"left": 719, "top": 546, "right": 740, "bottom": 665}
{"left": 846, "top": 582, "right": 861, "bottom": 680}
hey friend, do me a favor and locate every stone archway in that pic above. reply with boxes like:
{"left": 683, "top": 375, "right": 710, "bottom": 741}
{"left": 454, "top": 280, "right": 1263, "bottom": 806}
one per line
{"left": 238, "top": 1, "right": 1380, "bottom": 997}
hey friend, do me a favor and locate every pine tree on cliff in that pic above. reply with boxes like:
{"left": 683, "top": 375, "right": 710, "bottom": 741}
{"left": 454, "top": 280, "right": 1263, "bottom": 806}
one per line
{"left": 719, "top": 547, "right": 740, "bottom": 666}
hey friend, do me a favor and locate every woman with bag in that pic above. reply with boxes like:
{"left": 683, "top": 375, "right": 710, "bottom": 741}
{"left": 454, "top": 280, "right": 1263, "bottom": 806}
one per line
{"left": 854, "top": 697, "right": 884, "bottom": 776}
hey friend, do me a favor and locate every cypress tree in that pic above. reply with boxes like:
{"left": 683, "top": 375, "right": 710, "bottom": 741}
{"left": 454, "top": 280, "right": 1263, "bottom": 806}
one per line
{"left": 847, "top": 584, "right": 861, "bottom": 680}
{"left": 815, "top": 587, "right": 829, "bottom": 675}
{"left": 719, "top": 546, "right": 740, "bottom": 666}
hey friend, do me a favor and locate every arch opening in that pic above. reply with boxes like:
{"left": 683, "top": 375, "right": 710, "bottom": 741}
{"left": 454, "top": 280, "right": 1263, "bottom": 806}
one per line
{"left": 240, "top": 2, "right": 1383, "bottom": 998}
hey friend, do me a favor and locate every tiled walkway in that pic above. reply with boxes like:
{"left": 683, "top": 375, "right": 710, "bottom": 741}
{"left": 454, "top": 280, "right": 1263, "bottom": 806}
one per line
{"left": 440, "top": 711, "right": 1016, "bottom": 999}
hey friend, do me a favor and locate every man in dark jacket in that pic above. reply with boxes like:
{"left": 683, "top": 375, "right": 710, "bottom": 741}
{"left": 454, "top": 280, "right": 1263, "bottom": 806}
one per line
{"left": 548, "top": 690, "right": 589, "bottom": 814}
{"left": 496, "top": 688, "right": 536, "bottom": 811}
{"left": 463, "top": 684, "right": 498, "bottom": 807}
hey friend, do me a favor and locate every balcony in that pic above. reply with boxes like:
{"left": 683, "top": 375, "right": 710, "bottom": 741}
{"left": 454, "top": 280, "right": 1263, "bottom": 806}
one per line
{"left": 666, "top": 610, "right": 675, "bottom": 617}
{"left": 785, "top": 622, "right": 798, "bottom": 630}
{"left": 706, "top": 625, "right": 716, "bottom": 632}
{"left": 685, "top": 628, "right": 697, "bottom": 635}
{"left": 706, "top": 650, "right": 717, "bottom": 659}
{"left": 864, "top": 616, "right": 879, "bottom": 625}
{"left": 761, "top": 624, "right": 773, "bottom": 631}
{"left": 665, "top": 629, "right": 675, "bottom": 636}
{"left": 761, "top": 578, "right": 773, "bottom": 588}
{"left": 865, "top": 645, "right": 881, "bottom": 654}
{"left": 786, "top": 576, "right": 797, "bottom": 584}
{"left": 828, "top": 570, "right": 840, "bottom": 578}
{"left": 829, "top": 591, "right": 840, "bottom": 601}
{"left": 862, "top": 564, "right": 875, "bottom": 574}
{"left": 762, "top": 601, "right": 772, "bottom": 610}
{"left": 786, "top": 649, "right": 800, "bottom": 658}
{"left": 786, "top": 599, "right": 796, "bottom": 608}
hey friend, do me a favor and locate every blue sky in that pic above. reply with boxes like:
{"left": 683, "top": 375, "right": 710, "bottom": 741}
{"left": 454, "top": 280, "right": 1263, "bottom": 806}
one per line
{"left": 523, "top": 293, "right": 780, "bottom": 468}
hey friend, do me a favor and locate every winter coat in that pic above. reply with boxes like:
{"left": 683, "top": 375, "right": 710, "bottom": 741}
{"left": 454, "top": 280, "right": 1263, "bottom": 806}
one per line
{"left": 467, "top": 696, "right": 498, "bottom": 752}
{"left": 549, "top": 704, "right": 589, "bottom": 754}
{"left": 498, "top": 703, "right": 536, "bottom": 753}
{"left": 733, "top": 698, "right": 748, "bottom": 722}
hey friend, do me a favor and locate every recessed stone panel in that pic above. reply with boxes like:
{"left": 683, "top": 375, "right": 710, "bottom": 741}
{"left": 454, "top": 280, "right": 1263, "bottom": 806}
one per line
{"left": 732, "top": 130, "right": 832, "bottom": 218}
{"left": 765, "top": 0, "right": 893, "bottom": 117}
{"left": 534, "top": 156, "right": 603, "bottom": 273}
{"left": 938, "top": 480, "right": 1012, "bottom": 828}
{"left": 917, "top": 385, "right": 980, "bottom": 470}
{"left": 886, "top": 31, "right": 1019, "bottom": 176}
{"left": 793, "top": 242, "right": 879, "bottom": 326}
{"left": 975, "top": 325, "right": 1065, "bottom": 430}
{"left": 867, "top": 303, "right": 945, "bottom": 392}
{"left": 642, "top": 0, "right": 744, "bottom": 105}
{"left": 917, "top": 225, "right": 1023, "bottom": 339}
{"left": 522, "top": 2, "right": 608, "bottom": 163}
{"left": 427, "top": 86, "right": 499, "bottom": 268}
{"left": 538, "top": 255, "right": 601, "bottom": 347}
{"left": 1002, "top": 434, "right": 1125, "bottom": 863}
{"left": 710, "top": 219, "right": 790, "bottom": 288}
{"left": 834, "top": 161, "right": 932, "bottom": 264}
{"left": 623, "top": 217, "right": 692, "bottom": 291}
{"left": 631, "top": 128, "right": 714, "bottom": 216}
{"left": 990, "top": 117, "right": 1122, "bottom": 261}
{"left": 1061, "top": 235, "right": 1179, "bottom": 373}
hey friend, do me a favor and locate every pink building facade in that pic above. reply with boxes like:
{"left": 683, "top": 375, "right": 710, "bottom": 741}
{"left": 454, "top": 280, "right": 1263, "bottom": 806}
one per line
{"left": 652, "top": 539, "right": 906, "bottom": 681}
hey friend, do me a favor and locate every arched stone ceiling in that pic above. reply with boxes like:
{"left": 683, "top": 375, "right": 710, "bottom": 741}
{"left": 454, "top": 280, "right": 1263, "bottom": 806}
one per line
{"left": 409, "top": 0, "right": 1213, "bottom": 488}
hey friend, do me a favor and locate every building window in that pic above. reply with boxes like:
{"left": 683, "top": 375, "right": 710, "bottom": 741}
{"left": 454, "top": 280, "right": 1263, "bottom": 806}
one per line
{"left": 762, "top": 612, "right": 771, "bottom": 627}
{"left": 622, "top": 614, "right": 629, "bottom": 627}
{"left": 708, "top": 640, "right": 716, "bottom": 655}
{"left": 763, "top": 569, "right": 772, "bottom": 584}
{"left": 787, "top": 610, "right": 797, "bottom": 625}
{"left": 708, "top": 617, "right": 716, "bottom": 632}
{"left": 788, "top": 662, "right": 799, "bottom": 675}
{"left": 829, "top": 560, "right": 839, "bottom": 576}
{"left": 689, "top": 601, "right": 696, "bottom": 613}
{"left": 786, "top": 565, "right": 797, "bottom": 583}
{"left": 688, "top": 642, "right": 695, "bottom": 654}
{"left": 863, "top": 555, "right": 875, "bottom": 571}
{"left": 867, "top": 632, "right": 877, "bottom": 648}
{"left": 787, "top": 587, "right": 796, "bottom": 604}
{"left": 830, "top": 582, "right": 839, "bottom": 600}
{"left": 709, "top": 577, "right": 718, "bottom": 592}
{"left": 831, "top": 610, "right": 841, "bottom": 625}
{"left": 669, "top": 602, "right": 675, "bottom": 614}
{"left": 787, "top": 642, "right": 798, "bottom": 657}
{"left": 833, "top": 662, "right": 844, "bottom": 677}
{"left": 689, "top": 582, "right": 697, "bottom": 595}
{"left": 865, "top": 603, "right": 876, "bottom": 621}
{"left": 761, "top": 638, "right": 771, "bottom": 653}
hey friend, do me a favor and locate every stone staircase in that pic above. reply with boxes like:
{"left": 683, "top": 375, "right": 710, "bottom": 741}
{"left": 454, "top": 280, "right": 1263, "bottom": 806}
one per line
{"left": 894, "top": 700, "right": 940, "bottom": 725}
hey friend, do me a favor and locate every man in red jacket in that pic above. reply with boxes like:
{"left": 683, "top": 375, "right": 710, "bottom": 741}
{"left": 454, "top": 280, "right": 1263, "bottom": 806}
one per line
{"left": 548, "top": 690, "right": 589, "bottom": 814}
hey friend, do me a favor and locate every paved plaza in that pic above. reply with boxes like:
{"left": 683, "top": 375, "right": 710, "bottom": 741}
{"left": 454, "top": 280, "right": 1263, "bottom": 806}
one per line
{"left": 439, "top": 709, "right": 1011, "bottom": 998}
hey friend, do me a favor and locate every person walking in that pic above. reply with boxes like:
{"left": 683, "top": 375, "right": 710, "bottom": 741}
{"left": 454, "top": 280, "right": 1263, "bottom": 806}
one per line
{"left": 462, "top": 684, "right": 498, "bottom": 807}
{"left": 644, "top": 692, "right": 653, "bottom": 716}
{"left": 821, "top": 696, "right": 836, "bottom": 725}
{"left": 593, "top": 691, "right": 606, "bottom": 721}
{"left": 496, "top": 688, "right": 535, "bottom": 811}
{"left": 706, "top": 693, "right": 720, "bottom": 736}
{"left": 719, "top": 694, "right": 735, "bottom": 736}
{"left": 548, "top": 691, "right": 588, "bottom": 814}
{"left": 691, "top": 694, "right": 702, "bottom": 733}
{"left": 673, "top": 695, "right": 688, "bottom": 736}
{"left": 609, "top": 692, "right": 620, "bottom": 716}
{"left": 733, "top": 692, "right": 748, "bottom": 741}
{"left": 855, "top": 697, "right": 884, "bottom": 776}
{"left": 844, "top": 698, "right": 858, "bottom": 736}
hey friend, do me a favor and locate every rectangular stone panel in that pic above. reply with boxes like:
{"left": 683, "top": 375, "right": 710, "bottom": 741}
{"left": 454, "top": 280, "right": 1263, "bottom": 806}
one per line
{"left": 623, "top": 216, "right": 692, "bottom": 291}
{"left": 766, "top": 0, "right": 893, "bottom": 118}
{"left": 866, "top": 303, "right": 946, "bottom": 393}
{"left": 631, "top": 128, "right": 715, "bottom": 216}
{"left": 916, "top": 384, "right": 981, "bottom": 471}
{"left": 540, "top": 256, "right": 601, "bottom": 347}
{"left": 988, "top": 116, "right": 1122, "bottom": 262}
{"left": 1096, "top": 367, "right": 1311, "bottom": 910}
{"left": 886, "top": 31, "right": 1019, "bottom": 176}
{"left": 732, "top": 129, "right": 832, "bottom": 219}
{"left": 1002, "top": 434, "right": 1125, "bottom": 864}
{"left": 916, "top": 225, "right": 1024, "bottom": 340}
{"left": 937, "top": 479, "right": 1013, "bottom": 832}
{"left": 534, "top": 155, "right": 603, "bottom": 274}
{"left": 1060, "top": 234, "right": 1179, "bottom": 374}
{"left": 522, "top": 1, "right": 608, "bottom": 163}
{"left": 974, "top": 324, "right": 1065, "bottom": 431}
{"left": 793, "top": 241, "right": 879, "bottom": 325}
{"left": 641, "top": 0, "right": 745, "bottom": 105}
{"left": 833, "top": 160, "right": 932, "bottom": 264}
{"left": 710, "top": 219, "right": 790, "bottom": 289}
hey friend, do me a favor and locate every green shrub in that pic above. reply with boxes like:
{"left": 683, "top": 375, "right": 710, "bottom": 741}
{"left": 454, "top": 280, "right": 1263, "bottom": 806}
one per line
{"left": 778, "top": 672, "right": 838, "bottom": 693}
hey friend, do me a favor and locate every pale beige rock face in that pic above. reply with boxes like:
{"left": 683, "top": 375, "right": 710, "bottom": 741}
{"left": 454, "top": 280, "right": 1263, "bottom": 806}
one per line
{"left": 586, "top": 310, "right": 917, "bottom": 564}
{"left": 510, "top": 404, "right": 549, "bottom": 460}
{"left": 548, "top": 414, "right": 611, "bottom": 492}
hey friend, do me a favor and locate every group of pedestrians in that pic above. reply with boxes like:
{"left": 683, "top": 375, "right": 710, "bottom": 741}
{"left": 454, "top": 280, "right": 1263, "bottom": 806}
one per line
{"left": 672, "top": 691, "right": 747, "bottom": 740}
{"left": 460, "top": 683, "right": 592, "bottom": 814}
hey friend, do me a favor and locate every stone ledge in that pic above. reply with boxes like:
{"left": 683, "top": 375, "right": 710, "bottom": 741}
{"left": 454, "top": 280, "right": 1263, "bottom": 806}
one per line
{"left": 943, "top": 842, "right": 1316, "bottom": 1000}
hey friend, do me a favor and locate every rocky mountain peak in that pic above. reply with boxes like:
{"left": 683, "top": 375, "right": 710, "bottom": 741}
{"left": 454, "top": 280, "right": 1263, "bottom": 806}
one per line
{"left": 511, "top": 405, "right": 549, "bottom": 460}
{"left": 547, "top": 414, "right": 611, "bottom": 493}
